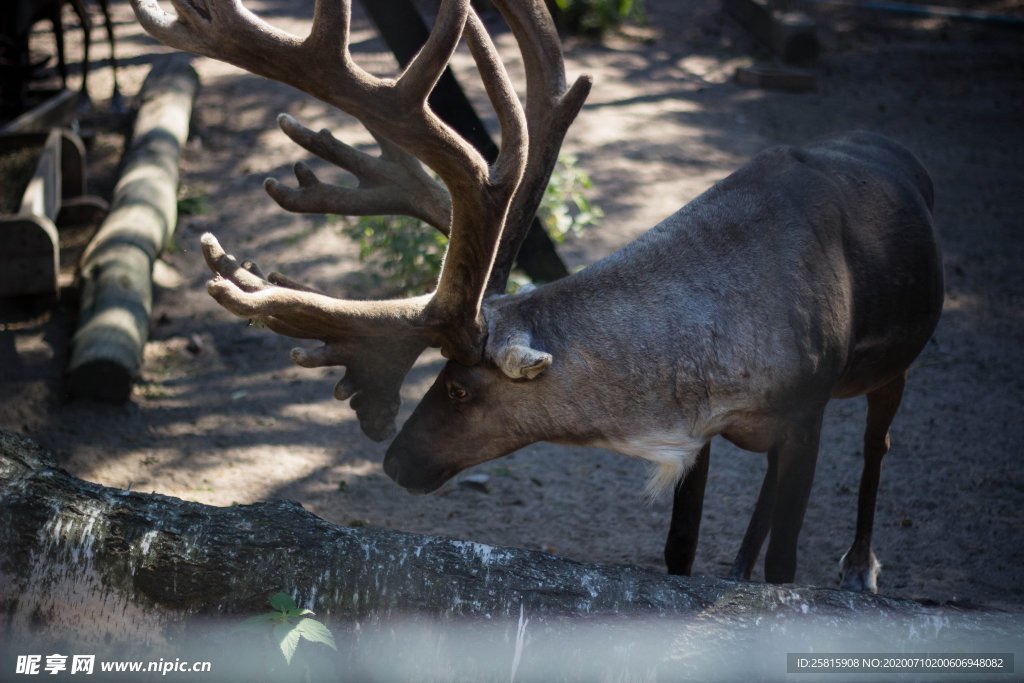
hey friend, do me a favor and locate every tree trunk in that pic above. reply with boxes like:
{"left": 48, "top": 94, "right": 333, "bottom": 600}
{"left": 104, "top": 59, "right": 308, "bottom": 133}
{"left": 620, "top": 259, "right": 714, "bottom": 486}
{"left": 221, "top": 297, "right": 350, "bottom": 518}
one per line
{"left": 0, "top": 429, "right": 1017, "bottom": 681}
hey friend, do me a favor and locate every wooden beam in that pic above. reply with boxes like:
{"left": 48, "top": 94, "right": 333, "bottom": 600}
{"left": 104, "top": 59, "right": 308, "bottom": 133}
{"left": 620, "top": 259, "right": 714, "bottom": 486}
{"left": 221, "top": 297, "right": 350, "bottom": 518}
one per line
{"left": 0, "top": 89, "right": 78, "bottom": 134}
{"left": 0, "top": 128, "right": 63, "bottom": 299}
{"left": 67, "top": 55, "right": 199, "bottom": 402}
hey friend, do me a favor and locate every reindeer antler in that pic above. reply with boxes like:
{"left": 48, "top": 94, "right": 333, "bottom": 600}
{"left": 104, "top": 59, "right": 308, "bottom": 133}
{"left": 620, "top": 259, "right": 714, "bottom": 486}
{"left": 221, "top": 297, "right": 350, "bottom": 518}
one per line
{"left": 130, "top": 0, "right": 590, "bottom": 439}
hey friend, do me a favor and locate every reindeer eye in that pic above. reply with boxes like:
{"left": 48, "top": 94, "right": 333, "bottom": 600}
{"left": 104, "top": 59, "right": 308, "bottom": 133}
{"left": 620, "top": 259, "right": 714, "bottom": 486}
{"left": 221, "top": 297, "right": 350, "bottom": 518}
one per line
{"left": 448, "top": 385, "right": 468, "bottom": 401}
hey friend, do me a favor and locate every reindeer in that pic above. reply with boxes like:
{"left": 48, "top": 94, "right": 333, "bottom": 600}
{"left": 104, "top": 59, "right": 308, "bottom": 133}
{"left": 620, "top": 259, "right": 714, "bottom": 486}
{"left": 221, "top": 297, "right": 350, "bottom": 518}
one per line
{"left": 0, "top": 0, "right": 123, "bottom": 112}
{"left": 129, "top": 0, "right": 943, "bottom": 592}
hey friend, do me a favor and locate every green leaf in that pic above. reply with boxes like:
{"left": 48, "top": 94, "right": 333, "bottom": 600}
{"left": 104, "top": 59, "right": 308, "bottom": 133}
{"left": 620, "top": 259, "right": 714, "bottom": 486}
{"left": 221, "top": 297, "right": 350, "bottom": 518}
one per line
{"left": 273, "top": 622, "right": 302, "bottom": 665}
{"left": 269, "top": 592, "right": 297, "bottom": 612}
{"left": 286, "top": 608, "right": 316, "bottom": 618}
{"left": 295, "top": 618, "right": 338, "bottom": 651}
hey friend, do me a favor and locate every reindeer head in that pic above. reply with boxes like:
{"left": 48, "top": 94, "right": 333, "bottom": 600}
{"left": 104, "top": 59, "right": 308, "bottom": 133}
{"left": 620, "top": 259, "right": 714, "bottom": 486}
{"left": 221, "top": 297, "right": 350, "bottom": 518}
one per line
{"left": 385, "top": 300, "right": 560, "bottom": 492}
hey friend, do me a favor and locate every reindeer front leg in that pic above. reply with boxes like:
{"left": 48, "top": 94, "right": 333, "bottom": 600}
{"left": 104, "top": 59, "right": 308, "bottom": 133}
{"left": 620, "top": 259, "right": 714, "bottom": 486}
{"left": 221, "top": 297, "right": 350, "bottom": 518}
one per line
{"left": 664, "top": 442, "right": 711, "bottom": 576}
{"left": 763, "top": 409, "right": 826, "bottom": 584}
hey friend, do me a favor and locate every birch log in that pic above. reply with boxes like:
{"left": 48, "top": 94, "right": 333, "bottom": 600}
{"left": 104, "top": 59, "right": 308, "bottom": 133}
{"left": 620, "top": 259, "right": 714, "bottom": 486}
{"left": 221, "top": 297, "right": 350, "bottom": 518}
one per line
{"left": 0, "top": 429, "right": 1018, "bottom": 681}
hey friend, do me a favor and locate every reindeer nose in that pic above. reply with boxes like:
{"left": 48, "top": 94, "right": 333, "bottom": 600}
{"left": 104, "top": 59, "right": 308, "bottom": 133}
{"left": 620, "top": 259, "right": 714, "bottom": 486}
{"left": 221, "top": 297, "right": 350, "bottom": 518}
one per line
{"left": 382, "top": 447, "right": 447, "bottom": 495}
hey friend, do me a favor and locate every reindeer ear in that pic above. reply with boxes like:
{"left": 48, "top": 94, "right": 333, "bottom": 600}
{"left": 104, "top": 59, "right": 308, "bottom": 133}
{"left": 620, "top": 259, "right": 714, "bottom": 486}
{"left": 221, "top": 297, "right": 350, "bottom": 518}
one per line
{"left": 492, "top": 332, "right": 552, "bottom": 380}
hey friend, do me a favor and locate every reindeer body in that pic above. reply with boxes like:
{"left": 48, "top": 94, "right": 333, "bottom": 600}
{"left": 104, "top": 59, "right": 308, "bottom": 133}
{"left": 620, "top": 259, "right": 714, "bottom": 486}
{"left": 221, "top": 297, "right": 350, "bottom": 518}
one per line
{"left": 387, "top": 131, "right": 943, "bottom": 587}
{"left": 389, "top": 131, "right": 941, "bottom": 487}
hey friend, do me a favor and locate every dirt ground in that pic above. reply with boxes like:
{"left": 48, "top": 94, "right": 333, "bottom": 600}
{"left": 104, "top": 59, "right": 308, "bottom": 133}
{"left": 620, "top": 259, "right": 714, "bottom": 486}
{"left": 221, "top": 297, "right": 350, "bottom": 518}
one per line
{"left": 2, "top": 0, "right": 1022, "bottom": 610}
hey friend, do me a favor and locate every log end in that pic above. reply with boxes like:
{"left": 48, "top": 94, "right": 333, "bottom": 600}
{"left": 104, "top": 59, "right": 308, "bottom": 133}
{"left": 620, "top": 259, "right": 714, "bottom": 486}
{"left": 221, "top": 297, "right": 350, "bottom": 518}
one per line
{"left": 67, "top": 358, "right": 135, "bottom": 403}
{"left": 0, "top": 215, "right": 59, "bottom": 299}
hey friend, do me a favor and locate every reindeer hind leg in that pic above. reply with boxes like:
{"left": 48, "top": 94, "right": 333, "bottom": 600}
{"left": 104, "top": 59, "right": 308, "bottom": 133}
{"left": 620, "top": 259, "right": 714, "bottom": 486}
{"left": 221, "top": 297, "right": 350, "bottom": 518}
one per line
{"left": 47, "top": 7, "right": 68, "bottom": 88}
{"left": 839, "top": 371, "right": 907, "bottom": 593}
{"left": 97, "top": 0, "right": 124, "bottom": 112}
{"left": 68, "top": 0, "right": 92, "bottom": 109}
{"left": 728, "top": 450, "right": 778, "bottom": 581}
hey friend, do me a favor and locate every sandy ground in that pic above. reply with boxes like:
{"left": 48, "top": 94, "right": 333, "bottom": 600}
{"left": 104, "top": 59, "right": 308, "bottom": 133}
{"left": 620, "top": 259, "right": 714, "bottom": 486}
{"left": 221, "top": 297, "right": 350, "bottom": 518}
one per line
{"left": 2, "top": 0, "right": 1022, "bottom": 610}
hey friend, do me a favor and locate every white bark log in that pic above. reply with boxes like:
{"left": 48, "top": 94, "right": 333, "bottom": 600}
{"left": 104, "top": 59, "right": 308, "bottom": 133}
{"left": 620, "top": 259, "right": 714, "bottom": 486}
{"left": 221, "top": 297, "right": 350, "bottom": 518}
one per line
{"left": 0, "top": 429, "right": 1017, "bottom": 681}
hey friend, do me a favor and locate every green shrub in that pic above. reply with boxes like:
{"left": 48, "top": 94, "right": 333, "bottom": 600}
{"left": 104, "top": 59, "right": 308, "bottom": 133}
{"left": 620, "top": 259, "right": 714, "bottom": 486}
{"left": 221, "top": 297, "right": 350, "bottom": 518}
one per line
{"left": 341, "top": 214, "right": 448, "bottom": 295}
{"left": 548, "top": 0, "right": 644, "bottom": 36}
{"left": 538, "top": 153, "right": 603, "bottom": 243}
{"left": 336, "top": 153, "right": 601, "bottom": 294}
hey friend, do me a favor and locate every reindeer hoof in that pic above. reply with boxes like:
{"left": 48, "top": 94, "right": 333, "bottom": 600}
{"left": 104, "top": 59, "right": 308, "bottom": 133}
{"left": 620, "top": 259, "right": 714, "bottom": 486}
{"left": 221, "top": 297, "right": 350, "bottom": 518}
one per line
{"left": 77, "top": 91, "right": 94, "bottom": 114}
{"left": 839, "top": 549, "right": 881, "bottom": 593}
{"left": 110, "top": 90, "right": 127, "bottom": 115}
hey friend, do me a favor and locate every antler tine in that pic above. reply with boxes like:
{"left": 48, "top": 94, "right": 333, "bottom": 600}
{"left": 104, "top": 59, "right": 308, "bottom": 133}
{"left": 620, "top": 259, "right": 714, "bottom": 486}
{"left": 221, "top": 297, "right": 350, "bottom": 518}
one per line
{"left": 266, "top": 114, "right": 452, "bottom": 232}
{"left": 485, "top": 0, "right": 593, "bottom": 295}
{"left": 422, "top": 10, "right": 529, "bottom": 352}
{"left": 353, "top": 0, "right": 491, "bottom": 189}
{"left": 130, "top": 0, "right": 484, "bottom": 186}
{"left": 306, "top": 0, "right": 349, "bottom": 57}
{"left": 463, "top": 13, "right": 527, "bottom": 186}
{"left": 395, "top": 0, "right": 471, "bottom": 107}
{"left": 201, "top": 234, "right": 430, "bottom": 442}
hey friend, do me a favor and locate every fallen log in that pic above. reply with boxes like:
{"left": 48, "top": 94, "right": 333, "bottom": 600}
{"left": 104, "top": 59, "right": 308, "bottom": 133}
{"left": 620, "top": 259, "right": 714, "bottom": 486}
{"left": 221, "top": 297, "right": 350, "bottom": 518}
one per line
{"left": 67, "top": 54, "right": 199, "bottom": 402}
{"left": 0, "top": 429, "right": 1018, "bottom": 681}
